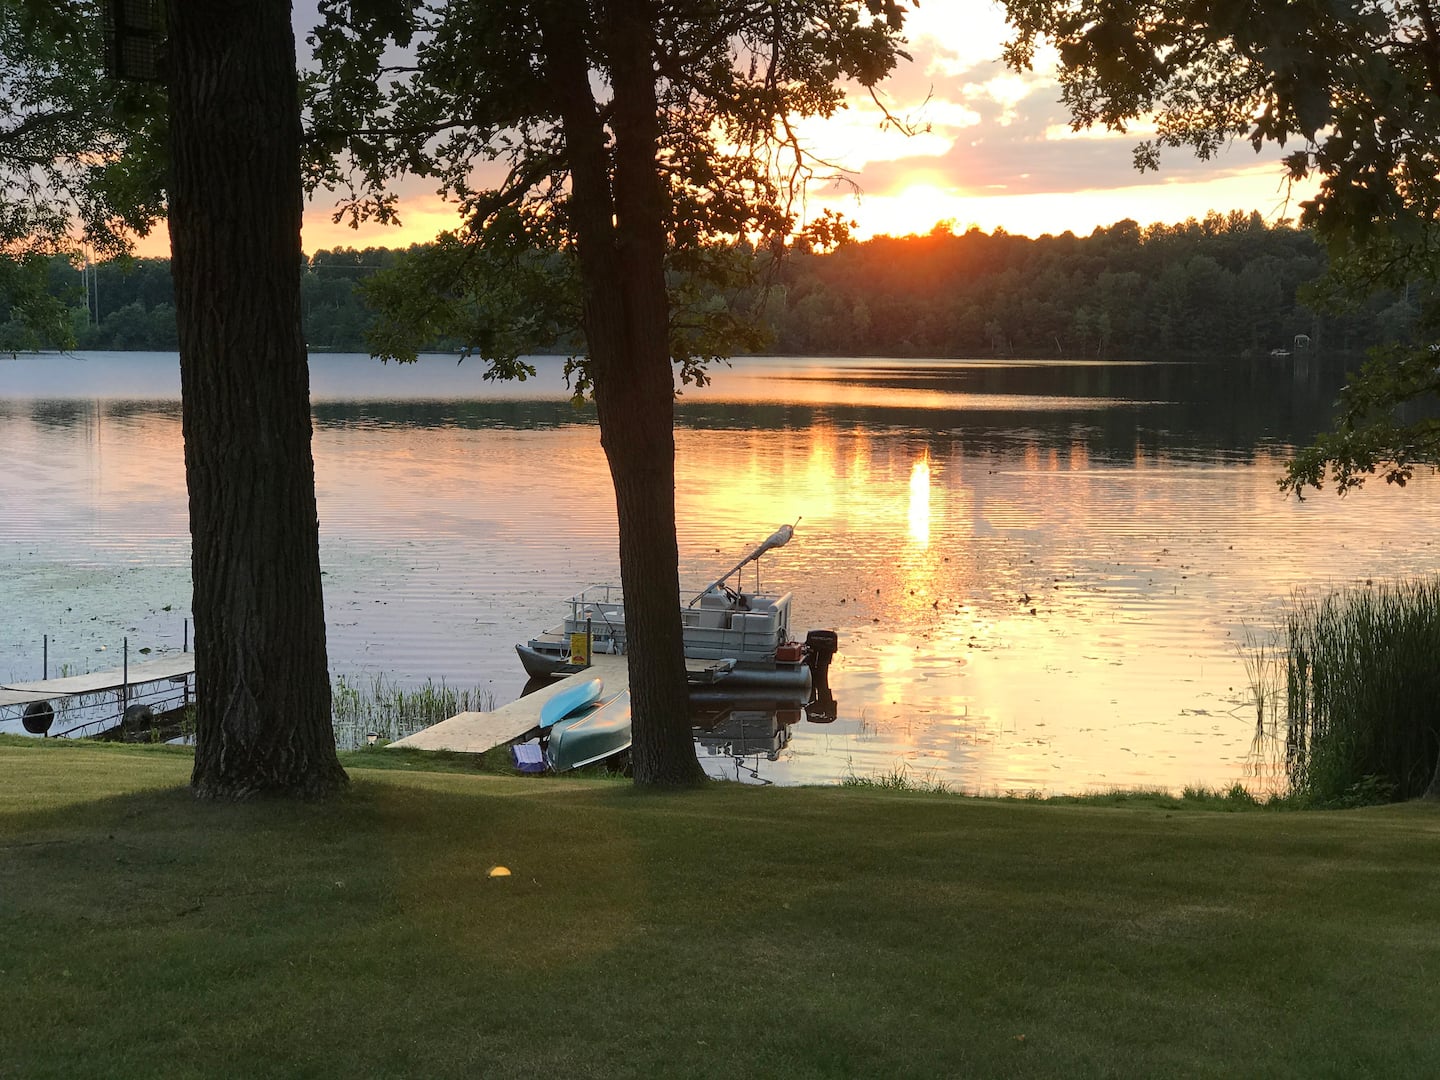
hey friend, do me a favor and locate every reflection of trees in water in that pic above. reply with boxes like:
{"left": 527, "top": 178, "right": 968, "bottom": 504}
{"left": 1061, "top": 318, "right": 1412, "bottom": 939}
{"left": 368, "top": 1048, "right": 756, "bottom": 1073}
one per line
{"left": 5, "top": 398, "right": 180, "bottom": 429}
{"left": 12, "top": 356, "right": 1352, "bottom": 460}
{"left": 302, "top": 358, "right": 1351, "bottom": 460}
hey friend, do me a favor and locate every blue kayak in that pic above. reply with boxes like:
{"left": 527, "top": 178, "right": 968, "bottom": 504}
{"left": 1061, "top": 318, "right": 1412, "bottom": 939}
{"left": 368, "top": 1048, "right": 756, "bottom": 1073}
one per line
{"left": 538, "top": 677, "right": 604, "bottom": 729}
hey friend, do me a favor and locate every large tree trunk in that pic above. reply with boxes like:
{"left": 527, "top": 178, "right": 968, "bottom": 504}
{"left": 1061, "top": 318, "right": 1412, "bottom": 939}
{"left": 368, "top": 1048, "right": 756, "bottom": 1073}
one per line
{"left": 602, "top": 0, "right": 705, "bottom": 786}
{"left": 167, "top": 0, "right": 347, "bottom": 799}
{"left": 540, "top": 0, "right": 704, "bottom": 786}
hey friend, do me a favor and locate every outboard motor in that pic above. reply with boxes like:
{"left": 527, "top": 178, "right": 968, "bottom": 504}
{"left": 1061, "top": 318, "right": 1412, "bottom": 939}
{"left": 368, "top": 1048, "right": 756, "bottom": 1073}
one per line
{"left": 804, "top": 629, "right": 838, "bottom": 679}
{"left": 804, "top": 630, "right": 839, "bottom": 723}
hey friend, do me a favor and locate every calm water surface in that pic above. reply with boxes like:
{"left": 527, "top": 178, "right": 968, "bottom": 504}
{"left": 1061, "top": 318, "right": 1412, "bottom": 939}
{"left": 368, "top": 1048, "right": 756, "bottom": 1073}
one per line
{"left": 3, "top": 350, "right": 1435, "bottom": 793}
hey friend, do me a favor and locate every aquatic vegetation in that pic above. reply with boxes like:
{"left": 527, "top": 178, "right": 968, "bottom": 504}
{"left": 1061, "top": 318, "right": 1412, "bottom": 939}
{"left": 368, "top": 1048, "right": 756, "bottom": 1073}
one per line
{"left": 1036, "top": 785, "right": 1284, "bottom": 810}
{"left": 1284, "top": 578, "right": 1440, "bottom": 805}
{"left": 1239, "top": 626, "right": 1286, "bottom": 730}
{"left": 838, "top": 762, "right": 1290, "bottom": 808}
{"left": 1236, "top": 626, "right": 1294, "bottom": 797}
{"left": 1181, "top": 782, "right": 1264, "bottom": 809}
{"left": 840, "top": 760, "right": 951, "bottom": 794}
{"left": 331, "top": 673, "right": 494, "bottom": 750}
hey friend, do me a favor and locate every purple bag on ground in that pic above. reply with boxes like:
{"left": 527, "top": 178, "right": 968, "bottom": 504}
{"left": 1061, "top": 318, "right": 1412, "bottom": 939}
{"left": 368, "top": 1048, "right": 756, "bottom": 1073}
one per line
{"left": 511, "top": 740, "right": 545, "bottom": 774}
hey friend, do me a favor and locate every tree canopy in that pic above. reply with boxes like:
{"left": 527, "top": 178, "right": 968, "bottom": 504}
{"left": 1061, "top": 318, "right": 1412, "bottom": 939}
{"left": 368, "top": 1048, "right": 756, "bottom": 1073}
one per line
{"left": 1000, "top": 0, "right": 1440, "bottom": 493}
{"left": 308, "top": 0, "right": 910, "bottom": 385}
{"left": 0, "top": 0, "right": 165, "bottom": 257}
{"left": 0, "top": 1, "right": 165, "bottom": 347}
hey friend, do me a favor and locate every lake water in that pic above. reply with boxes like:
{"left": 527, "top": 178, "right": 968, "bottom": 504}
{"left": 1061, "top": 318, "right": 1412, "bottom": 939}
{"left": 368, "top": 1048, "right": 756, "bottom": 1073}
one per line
{"left": 2, "top": 350, "right": 1436, "bottom": 793}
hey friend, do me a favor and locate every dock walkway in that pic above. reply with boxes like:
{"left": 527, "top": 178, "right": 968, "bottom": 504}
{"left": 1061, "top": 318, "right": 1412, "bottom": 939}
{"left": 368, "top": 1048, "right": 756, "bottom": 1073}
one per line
{"left": 0, "top": 654, "right": 196, "bottom": 709}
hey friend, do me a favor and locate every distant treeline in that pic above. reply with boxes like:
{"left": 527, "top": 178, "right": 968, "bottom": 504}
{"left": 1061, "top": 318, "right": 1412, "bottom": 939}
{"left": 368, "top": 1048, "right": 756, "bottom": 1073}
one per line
{"left": 5, "top": 211, "right": 1419, "bottom": 358}
{"left": 773, "top": 212, "right": 1400, "bottom": 358}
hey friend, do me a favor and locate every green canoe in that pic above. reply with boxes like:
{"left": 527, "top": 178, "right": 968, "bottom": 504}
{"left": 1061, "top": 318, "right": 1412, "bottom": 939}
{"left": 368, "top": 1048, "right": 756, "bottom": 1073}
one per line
{"left": 545, "top": 690, "right": 631, "bottom": 771}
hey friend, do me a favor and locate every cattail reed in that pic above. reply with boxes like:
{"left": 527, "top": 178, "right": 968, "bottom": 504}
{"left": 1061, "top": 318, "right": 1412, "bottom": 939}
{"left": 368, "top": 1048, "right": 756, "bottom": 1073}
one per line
{"left": 1285, "top": 578, "right": 1440, "bottom": 804}
{"left": 331, "top": 673, "right": 494, "bottom": 749}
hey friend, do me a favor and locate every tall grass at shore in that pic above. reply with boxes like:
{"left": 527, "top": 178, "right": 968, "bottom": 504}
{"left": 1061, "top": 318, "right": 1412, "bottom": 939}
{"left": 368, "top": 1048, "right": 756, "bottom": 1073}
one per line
{"left": 330, "top": 673, "right": 493, "bottom": 749}
{"left": 1237, "top": 626, "right": 1292, "bottom": 796}
{"left": 1240, "top": 626, "right": 1285, "bottom": 730}
{"left": 1285, "top": 578, "right": 1440, "bottom": 804}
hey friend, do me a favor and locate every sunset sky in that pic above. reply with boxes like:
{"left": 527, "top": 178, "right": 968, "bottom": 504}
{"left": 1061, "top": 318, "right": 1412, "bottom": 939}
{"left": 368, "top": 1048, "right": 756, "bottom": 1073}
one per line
{"left": 264, "top": 2, "right": 1310, "bottom": 257}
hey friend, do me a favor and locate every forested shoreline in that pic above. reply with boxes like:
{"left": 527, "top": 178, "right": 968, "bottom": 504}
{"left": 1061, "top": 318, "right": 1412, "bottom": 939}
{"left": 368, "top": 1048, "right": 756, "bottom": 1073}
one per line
{"left": 3, "top": 212, "right": 1418, "bottom": 359}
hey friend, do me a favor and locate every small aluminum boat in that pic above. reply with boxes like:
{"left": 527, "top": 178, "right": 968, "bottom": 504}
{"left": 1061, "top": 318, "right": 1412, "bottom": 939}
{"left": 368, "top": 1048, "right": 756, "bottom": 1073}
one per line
{"left": 545, "top": 690, "right": 632, "bottom": 771}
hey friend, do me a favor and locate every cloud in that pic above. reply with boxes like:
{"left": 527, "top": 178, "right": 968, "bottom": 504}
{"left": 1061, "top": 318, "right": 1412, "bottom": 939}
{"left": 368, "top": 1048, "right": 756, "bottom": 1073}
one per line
{"left": 904, "top": 0, "right": 1020, "bottom": 74}
{"left": 797, "top": 36, "right": 1311, "bottom": 242}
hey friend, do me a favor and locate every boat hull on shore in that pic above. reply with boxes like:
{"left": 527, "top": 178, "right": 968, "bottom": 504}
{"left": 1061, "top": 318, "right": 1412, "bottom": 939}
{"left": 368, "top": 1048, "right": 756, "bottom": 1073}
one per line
{"left": 545, "top": 690, "right": 632, "bottom": 771}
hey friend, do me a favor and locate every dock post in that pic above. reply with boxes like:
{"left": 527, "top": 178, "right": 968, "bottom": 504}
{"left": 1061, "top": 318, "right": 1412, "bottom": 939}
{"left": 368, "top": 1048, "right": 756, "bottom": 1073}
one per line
{"left": 183, "top": 619, "right": 191, "bottom": 705}
{"left": 43, "top": 634, "right": 47, "bottom": 680}
{"left": 122, "top": 637, "right": 129, "bottom": 721}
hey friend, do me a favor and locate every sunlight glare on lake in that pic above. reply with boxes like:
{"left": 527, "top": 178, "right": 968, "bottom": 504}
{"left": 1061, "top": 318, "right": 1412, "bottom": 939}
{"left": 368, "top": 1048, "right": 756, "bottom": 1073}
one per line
{"left": 908, "top": 450, "right": 931, "bottom": 548}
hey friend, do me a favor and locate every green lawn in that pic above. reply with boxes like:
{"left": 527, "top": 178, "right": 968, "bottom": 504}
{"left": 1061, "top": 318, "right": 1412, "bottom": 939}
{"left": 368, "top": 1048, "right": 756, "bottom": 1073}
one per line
{"left": 3, "top": 736, "right": 1438, "bottom": 1078}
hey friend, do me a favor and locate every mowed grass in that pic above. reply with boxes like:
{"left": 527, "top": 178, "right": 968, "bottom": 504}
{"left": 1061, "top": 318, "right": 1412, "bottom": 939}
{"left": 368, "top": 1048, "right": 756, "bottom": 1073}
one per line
{"left": 3, "top": 737, "right": 1439, "bottom": 1078}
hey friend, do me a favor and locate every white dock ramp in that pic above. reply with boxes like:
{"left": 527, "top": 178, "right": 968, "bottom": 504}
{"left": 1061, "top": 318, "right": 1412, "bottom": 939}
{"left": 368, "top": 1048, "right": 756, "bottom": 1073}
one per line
{"left": 389, "top": 654, "right": 629, "bottom": 754}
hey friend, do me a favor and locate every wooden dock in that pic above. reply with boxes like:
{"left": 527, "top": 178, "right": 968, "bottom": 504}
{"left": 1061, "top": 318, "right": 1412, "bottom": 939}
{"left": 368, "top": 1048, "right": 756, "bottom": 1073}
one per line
{"left": 387, "top": 654, "right": 739, "bottom": 756}
{"left": 389, "top": 654, "right": 630, "bottom": 755}
{"left": 0, "top": 654, "right": 195, "bottom": 709}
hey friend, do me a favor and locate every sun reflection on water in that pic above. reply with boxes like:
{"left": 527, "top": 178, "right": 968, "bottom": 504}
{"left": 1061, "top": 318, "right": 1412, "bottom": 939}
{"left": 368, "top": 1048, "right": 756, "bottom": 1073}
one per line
{"left": 908, "top": 451, "right": 931, "bottom": 547}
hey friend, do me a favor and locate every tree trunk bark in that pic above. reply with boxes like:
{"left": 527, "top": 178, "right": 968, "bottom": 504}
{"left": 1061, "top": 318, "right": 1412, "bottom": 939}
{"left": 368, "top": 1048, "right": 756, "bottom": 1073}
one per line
{"left": 540, "top": 0, "right": 704, "bottom": 786}
{"left": 602, "top": 0, "right": 705, "bottom": 786}
{"left": 167, "top": 0, "right": 347, "bottom": 799}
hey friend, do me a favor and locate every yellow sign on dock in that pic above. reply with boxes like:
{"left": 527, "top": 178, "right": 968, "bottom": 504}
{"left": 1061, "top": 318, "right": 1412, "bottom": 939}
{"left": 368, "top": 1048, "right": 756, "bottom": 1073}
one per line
{"left": 568, "top": 632, "right": 590, "bottom": 667}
